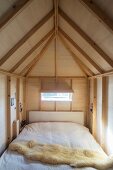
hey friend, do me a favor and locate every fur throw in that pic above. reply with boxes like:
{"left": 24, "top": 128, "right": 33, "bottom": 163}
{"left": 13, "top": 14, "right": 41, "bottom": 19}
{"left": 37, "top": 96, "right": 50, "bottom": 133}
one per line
{"left": 9, "top": 140, "right": 113, "bottom": 170}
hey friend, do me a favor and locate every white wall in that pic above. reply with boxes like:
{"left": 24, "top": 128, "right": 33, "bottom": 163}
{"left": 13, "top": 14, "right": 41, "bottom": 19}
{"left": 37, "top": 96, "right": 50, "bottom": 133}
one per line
{"left": 0, "top": 74, "right": 7, "bottom": 155}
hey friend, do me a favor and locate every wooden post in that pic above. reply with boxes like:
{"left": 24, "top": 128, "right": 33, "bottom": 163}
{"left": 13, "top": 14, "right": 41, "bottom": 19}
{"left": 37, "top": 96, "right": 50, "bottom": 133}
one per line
{"left": 23, "top": 78, "right": 27, "bottom": 121}
{"left": 16, "top": 78, "right": 20, "bottom": 121}
{"left": 101, "top": 77, "right": 108, "bottom": 151}
{"left": 86, "top": 78, "right": 90, "bottom": 127}
{"left": 6, "top": 76, "right": 11, "bottom": 143}
{"left": 92, "top": 78, "right": 97, "bottom": 138}
{"left": 70, "top": 79, "right": 72, "bottom": 111}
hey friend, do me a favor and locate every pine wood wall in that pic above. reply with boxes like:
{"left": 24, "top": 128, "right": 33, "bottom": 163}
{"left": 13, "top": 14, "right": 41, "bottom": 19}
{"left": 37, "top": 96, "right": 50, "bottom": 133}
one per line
{"left": 89, "top": 75, "right": 113, "bottom": 154}
{"left": 0, "top": 73, "right": 25, "bottom": 155}
{"left": 26, "top": 77, "right": 88, "bottom": 124}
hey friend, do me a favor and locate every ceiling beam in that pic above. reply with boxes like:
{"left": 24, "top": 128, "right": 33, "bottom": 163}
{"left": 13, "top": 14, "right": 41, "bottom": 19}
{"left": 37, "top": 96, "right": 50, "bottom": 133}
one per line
{"left": 59, "top": 34, "right": 94, "bottom": 76}
{"left": 10, "top": 28, "right": 54, "bottom": 73}
{"left": 59, "top": 27, "right": 104, "bottom": 74}
{"left": 0, "top": 0, "right": 32, "bottom": 30}
{"left": 0, "top": 9, "right": 54, "bottom": 66}
{"left": 79, "top": 0, "right": 113, "bottom": 35}
{"left": 54, "top": 0, "right": 59, "bottom": 78}
{"left": 54, "top": 0, "right": 59, "bottom": 36}
{"left": 89, "top": 69, "right": 113, "bottom": 79}
{"left": 28, "top": 76, "right": 86, "bottom": 79}
{"left": 0, "top": 68, "right": 24, "bottom": 78}
{"left": 59, "top": 8, "right": 113, "bottom": 68}
{"left": 20, "top": 33, "right": 55, "bottom": 76}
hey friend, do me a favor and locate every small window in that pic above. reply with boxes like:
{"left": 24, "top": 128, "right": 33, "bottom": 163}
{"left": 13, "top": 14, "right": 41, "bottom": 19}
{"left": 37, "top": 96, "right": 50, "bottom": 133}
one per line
{"left": 41, "top": 93, "right": 72, "bottom": 101}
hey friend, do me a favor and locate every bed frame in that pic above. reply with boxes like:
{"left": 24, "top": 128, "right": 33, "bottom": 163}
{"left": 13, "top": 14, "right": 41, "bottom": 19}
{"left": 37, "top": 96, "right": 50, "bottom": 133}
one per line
{"left": 28, "top": 111, "right": 84, "bottom": 125}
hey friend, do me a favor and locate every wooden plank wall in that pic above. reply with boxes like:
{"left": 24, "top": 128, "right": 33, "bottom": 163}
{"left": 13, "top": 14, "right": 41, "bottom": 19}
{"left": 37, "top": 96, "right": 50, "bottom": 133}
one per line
{"left": 26, "top": 77, "right": 88, "bottom": 124}
{"left": 106, "top": 76, "right": 113, "bottom": 154}
{"left": 0, "top": 73, "right": 25, "bottom": 154}
{"left": 0, "top": 74, "right": 7, "bottom": 155}
{"left": 89, "top": 75, "right": 113, "bottom": 154}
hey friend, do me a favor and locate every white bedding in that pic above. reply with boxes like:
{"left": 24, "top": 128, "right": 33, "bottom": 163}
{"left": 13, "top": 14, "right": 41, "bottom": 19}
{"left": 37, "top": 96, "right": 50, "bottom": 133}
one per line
{"left": 0, "top": 122, "right": 111, "bottom": 170}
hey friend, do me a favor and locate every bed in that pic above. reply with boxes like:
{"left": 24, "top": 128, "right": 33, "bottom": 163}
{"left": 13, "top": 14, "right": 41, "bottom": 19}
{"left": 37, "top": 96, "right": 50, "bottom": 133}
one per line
{"left": 0, "top": 111, "right": 112, "bottom": 170}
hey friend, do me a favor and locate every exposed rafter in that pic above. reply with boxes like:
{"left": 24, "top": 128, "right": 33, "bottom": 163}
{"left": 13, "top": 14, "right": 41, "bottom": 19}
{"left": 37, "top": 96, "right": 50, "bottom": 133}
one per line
{"left": 54, "top": 0, "right": 59, "bottom": 78}
{"left": 79, "top": 0, "right": 113, "bottom": 35}
{"left": 0, "top": 9, "right": 54, "bottom": 66}
{"left": 59, "top": 8, "right": 113, "bottom": 68}
{"left": 59, "top": 34, "right": 93, "bottom": 76}
{"left": 0, "top": 68, "right": 24, "bottom": 78}
{"left": 0, "top": 0, "right": 32, "bottom": 30}
{"left": 54, "top": 0, "right": 59, "bottom": 37}
{"left": 59, "top": 27, "right": 104, "bottom": 74}
{"left": 89, "top": 69, "right": 113, "bottom": 79}
{"left": 10, "top": 28, "right": 54, "bottom": 73}
{"left": 20, "top": 33, "right": 55, "bottom": 76}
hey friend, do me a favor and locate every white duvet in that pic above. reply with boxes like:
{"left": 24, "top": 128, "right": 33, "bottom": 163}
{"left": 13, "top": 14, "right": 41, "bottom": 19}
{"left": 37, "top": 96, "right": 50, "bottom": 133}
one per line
{"left": 0, "top": 122, "right": 112, "bottom": 170}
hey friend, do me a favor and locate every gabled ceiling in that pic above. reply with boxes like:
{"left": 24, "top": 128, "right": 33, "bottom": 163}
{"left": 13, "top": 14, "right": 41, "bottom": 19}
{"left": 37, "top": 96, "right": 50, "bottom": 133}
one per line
{"left": 0, "top": 0, "right": 113, "bottom": 78}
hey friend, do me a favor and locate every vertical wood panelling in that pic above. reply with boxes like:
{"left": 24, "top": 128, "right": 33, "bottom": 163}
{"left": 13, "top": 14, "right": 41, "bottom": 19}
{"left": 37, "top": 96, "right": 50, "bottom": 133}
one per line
{"left": 6, "top": 76, "right": 11, "bottom": 143}
{"left": 86, "top": 78, "right": 90, "bottom": 127}
{"left": 16, "top": 79, "right": 20, "bottom": 120}
{"left": 101, "top": 77, "right": 108, "bottom": 151}
{"left": 10, "top": 77, "right": 16, "bottom": 140}
{"left": 0, "top": 74, "right": 7, "bottom": 155}
{"left": 26, "top": 78, "right": 87, "bottom": 115}
{"left": 89, "top": 79, "right": 93, "bottom": 132}
{"left": 26, "top": 78, "right": 40, "bottom": 111}
{"left": 96, "top": 78, "right": 102, "bottom": 143}
{"left": 0, "top": 74, "right": 25, "bottom": 153}
{"left": 23, "top": 78, "right": 27, "bottom": 120}
{"left": 72, "top": 78, "right": 87, "bottom": 117}
{"left": 19, "top": 78, "right": 24, "bottom": 121}
{"left": 92, "top": 79, "right": 97, "bottom": 138}
{"left": 106, "top": 75, "right": 113, "bottom": 154}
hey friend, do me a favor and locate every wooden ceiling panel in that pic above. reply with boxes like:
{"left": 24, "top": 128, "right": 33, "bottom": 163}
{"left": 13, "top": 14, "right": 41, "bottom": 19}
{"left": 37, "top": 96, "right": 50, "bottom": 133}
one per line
{"left": 59, "top": 28, "right": 103, "bottom": 74}
{"left": 27, "top": 18, "right": 54, "bottom": 47}
{"left": 63, "top": 37, "right": 99, "bottom": 75}
{"left": 59, "top": 0, "right": 110, "bottom": 41}
{"left": 29, "top": 0, "right": 53, "bottom": 23}
{"left": 94, "top": 0, "right": 113, "bottom": 21}
{"left": 79, "top": 0, "right": 113, "bottom": 60}
{"left": 29, "top": 40, "right": 55, "bottom": 76}
{"left": 59, "top": 0, "right": 113, "bottom": 62}
{"left": 56, "top": 39, "right": 86, "bottom": 76}
{"left": 0, "top": 0, "right": 32, "bottom": 31}
{"left": 0, "top": 0, "right": 53, "bottom": 63}
{"left": 0, "top": 19, "right": 53, "bottom": 71}
{"left": 15, "top": 0, "right": 53, "bottom": 34}
{"left": 14, "top": 41, "right": 47, "bottom": 74}
{"left": 29, "top": 39, "right": 86, "bottom": 77}
{"left": 59, "top": 17, "right": 112, "bottom": 71}
{"left": 0, "top": 0, "right": 113, "bottom": 77}
{"left": 0, "top": 19, "right": 26, "bottom": 58}
{"left": 0, "top": 0, "right": 17, "bottom": 17}
{"left": 0, "top": 41, "right": 31, "bottom": 71}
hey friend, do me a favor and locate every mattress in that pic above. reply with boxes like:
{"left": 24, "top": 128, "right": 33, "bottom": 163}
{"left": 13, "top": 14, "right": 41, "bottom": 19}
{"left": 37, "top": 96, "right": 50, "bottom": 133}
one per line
{"left": 0, "top": 122, "right": 110, "bottom": 170}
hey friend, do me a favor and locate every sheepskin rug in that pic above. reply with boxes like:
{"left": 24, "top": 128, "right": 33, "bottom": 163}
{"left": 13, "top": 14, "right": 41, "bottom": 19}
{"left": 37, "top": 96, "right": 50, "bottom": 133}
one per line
{"left": 9, "top": 140, "right": 113, "bottom": 169}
